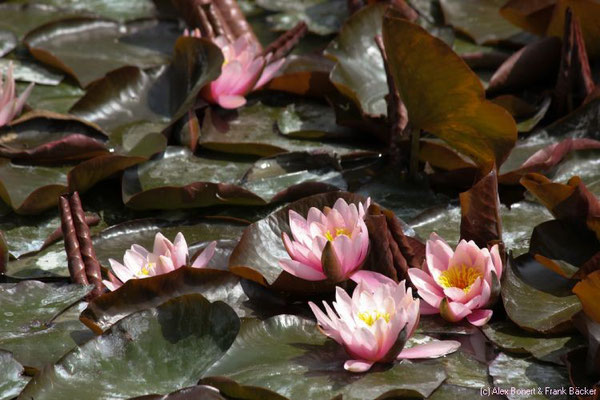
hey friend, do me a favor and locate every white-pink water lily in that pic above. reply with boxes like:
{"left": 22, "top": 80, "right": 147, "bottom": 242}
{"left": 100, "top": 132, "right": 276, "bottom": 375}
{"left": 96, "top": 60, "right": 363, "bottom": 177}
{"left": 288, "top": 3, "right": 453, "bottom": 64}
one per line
{"left": 279, "top": 198, "right": 371, "bottom": 282}
{"left": 0, "top": 62, "right": 33, "bottom": 127}
{"left": 184, "top": 28, "right": 285, "bottom": 109}
{"left": 103, "top": 232, "right": 217, "bottom": 291}
{"left": 309, "top": 270, "right": 460, "bottom": 372}
{"left": 408, "top": 233, "right": 503, "bottom": 327}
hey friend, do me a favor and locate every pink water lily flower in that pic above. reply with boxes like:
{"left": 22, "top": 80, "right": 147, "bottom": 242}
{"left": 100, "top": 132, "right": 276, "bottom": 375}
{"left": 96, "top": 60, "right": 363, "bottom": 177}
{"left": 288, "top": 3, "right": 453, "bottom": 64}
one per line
{"left": 309, "top": 270, "right": 461, "bottom": 372}
{"left": 103, "top": 232, "right": 217, "bottom": 291}
{"left": 185, "top": 28, "right": 285, "bottom": 109}
{"left": 408, "top": 233, "right": 503, "bottom": 327}
{"left": 279, "top": 198, "right": 371, "bottom": 282}
{"left": 0, "top": 62, "right": 34, "bottom": 127}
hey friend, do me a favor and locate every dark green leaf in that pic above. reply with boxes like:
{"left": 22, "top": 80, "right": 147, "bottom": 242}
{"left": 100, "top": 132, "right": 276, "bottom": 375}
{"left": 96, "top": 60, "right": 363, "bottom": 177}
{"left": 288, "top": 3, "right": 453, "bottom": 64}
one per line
{"left": 18, "top": 294, "right": 240, "bottom": 400}
{"left": 0, "top": 350, "right": 29, "bottom": 400}
{"left": 502, "top": 256, "right": 582, "bottom": 334}
{"left": 325, "top": 4, "right": 387, "bottom": 117}
{"left": 482, "top": 321, "right": 586, "bottom": 365}
{"left": 25, "top": 18, "right": 180, "bottom": 87}
{"left": 255, "top": 0, "right": 348, "bottom": 35}
{"left": 202, "top": 315, "right": 447, "bottom": 399}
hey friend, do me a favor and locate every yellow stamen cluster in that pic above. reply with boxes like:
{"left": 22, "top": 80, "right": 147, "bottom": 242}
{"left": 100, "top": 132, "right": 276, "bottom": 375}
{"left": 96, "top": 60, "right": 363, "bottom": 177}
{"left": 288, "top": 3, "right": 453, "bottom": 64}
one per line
{"left": 139, "top": 262, "right": 155, "bottom": 276}
{"left": 325, "top": 227, "right": 352, "bottom": 242}
{"left": 438, "top": 265, "right": 482, "bottom": 292}
{"left": 358, "top": 310, "right": 391, "bottom": 326}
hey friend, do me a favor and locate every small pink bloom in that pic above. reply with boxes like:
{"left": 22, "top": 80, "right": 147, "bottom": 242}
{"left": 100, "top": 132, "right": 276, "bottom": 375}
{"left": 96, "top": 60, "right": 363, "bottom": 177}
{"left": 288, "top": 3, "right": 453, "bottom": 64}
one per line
{"left": 279, "top": 198, "right": 371, "bottom": 282}
{"left": 309, "top": 271, "right": 460, "bottom": 372}
{"left": 0, "top": 62, "right": 33, "bottom": 127}
{"left": 184, "top": 29, "right": 285, "bottom": 109}
{"left": 103, "top": 232, "right": 217, "bottom": 291}
{"left": 408, "top": 233, "right": 503, "bottom": 326}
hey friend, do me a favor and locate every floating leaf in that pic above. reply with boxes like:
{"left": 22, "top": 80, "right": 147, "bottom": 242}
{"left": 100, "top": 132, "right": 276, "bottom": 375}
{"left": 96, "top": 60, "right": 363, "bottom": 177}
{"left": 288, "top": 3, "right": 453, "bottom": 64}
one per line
{"left": 20, "top": 80, "right": 85, "bottom": 114}
{"left": 32, "top": 0, "right": 175, "bottom": 21}
{"left": 129, "top": 385, "right": 226, "bottom": 400}
{"left": 70, "top": 36, "right": 223, "bottom": 138}
{"left": 502, "top": 256, "right": 582, "bottom": 333}
{"left": 25, "top": 18, "right": 180, "bottom": 87}
{"left": 0, "top": 351, "right": 29, "bottom": 400}
{"left": 482, "top": 321, "right": 586, "bottom": 365}
{"left": 200, "top": 102, "right": 374, "bottom": 157}
{"left": 0, "top": 58, "right": 63, "bottom": 86}
{"left": 255, "top": 0, "right": 348, "bottom": 35}
{"left": 439, "top": 0, "right": 522, "bottom": 44}
{"left": 202, "top": 315, "right": 447, "bottom": 399}
{"left": 0, "top": 301, "right": 94, "bottom": 370}
{"left": 325, "top": 4, "right": 388, "bottom": 117}
{"left": 489, "top": 353, "right": 571, "bottom": 400}
{"left": 81, "top": 267, "right": 288, "bottom": 333}
{"left": 18, "top": 295, "right": 240, "bottom": 400}
{"left": 382, "top": 14, "right": 517, "bottom": 170}
{"left": 0, "top": 4, "right": 82, "bottom": 40}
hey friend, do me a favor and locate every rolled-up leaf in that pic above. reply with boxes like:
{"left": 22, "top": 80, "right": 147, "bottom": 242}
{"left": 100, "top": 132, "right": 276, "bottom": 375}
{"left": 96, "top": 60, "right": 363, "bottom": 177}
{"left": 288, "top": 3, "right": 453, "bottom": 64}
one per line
{"left": 41, "top": 213, "right": 101, "bottom": 250}
{"left": 69, "top": 192, "right": 104, "bottom": 297}
{"left": 262, "top": 22, "right": 308, "bottom": 63}
{"left": 59, "top": 195, "right": 88, "bottom": 286}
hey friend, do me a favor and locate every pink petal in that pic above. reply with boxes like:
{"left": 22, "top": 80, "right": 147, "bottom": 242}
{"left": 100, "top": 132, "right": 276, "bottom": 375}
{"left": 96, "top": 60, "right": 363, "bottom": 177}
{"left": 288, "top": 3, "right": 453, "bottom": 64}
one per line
{"left": 466, "top": 309, "right": 493, "bottom": 326}
{"left": 278, "top": 259, "right": 327, "bottom": 281}
{"left": 490, "top": 244, "right": 503, "bottom": 279}
{"left": 344, "top": 359, "right": 374, "bottom": 373}
{"left": 419, "top": 301, "right": 440, "bottom": 314}
{"left": 172, "top": 232, "right": 188, "bottom": 268}
{"left": 191, "top": 241, "right": 217, "bottom": 268}
{"left": 253, "top": 58, "right": 285, "bottom": 89}
{"left": 350, "top": 270, "right": 396, "bottom": 290}
{"left": 12, "top": 82, "right": 33, "bottom": 118}
{"left": 398, "top": 340, "right": 461, "bottom": 359}
{"left": 407, "top": 268, "right": 444, "bottom": 307}
{"left": 441, "top": 300, "right": 472, "bottom": 322}
{"left": 102, "top": 279, "right": 121, "bottom": 292}
{"left": 217, "top": 94, "right": 246, "bottom": 109}
{"left": 109, "top": 258, "right": 134, "bottom": 283}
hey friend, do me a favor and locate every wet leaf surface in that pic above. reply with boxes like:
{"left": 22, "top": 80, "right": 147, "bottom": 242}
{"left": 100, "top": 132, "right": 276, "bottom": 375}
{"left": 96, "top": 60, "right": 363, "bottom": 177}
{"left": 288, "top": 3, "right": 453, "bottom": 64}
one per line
{"left": 202, "top": 315, "right": 447, "bottom": 399}
{"left": 18, "top": 294, "right": 240, "bottom": 400}
{"left": 0, "top": 351, "right": 29, "bottom": 400}
{"left": 25, "top": 18, "right": 181, "bottom": 87}
{"left": 325, "top": 4, "right": 387, "bottom": 117}
{"left": 502, "top": 256, "right": 582, "bottom": 334}
{"left": 255, "top": 0, "right": 348, "bottom": 35}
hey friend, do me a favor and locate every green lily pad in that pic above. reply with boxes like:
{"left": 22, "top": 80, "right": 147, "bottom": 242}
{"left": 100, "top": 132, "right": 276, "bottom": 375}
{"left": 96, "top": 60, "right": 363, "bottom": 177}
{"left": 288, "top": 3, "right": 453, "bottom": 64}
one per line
{"left": 202, "top": 315, "right": 447, "bottom": 399}
{"left": 5, "top": 242, "right": 69, "bottom": 279}
{"left": 255, "top": 0, "right": 348, "bottom": 35}
{"left": 325, "top": 4, "right": 387, "bottom": 117}
{"left": 70, "top": 36, "right": 222, "bottom": 141}
{"left": 0, "top": 281, "right": 91, "bottom": 341}
{"left": 199, "top": 102, "right": 375, "bottom": 157}
{"left": 0, "top": 351, "right": 29, "bottom": 400}
{"left": 122, "top": 147, "right": 347, "bottom": 210}
{"left": 429, "top": 384, "right": 502, "bottom": 400}
{"left": 439, "top": 0, "right": 522, "bottom": 44}
{"left": 0, "top": 4, "right": 83, "bottom": 40}
{"left": 18, "top": 294, "right": 240, "bottom": 400}
{"left": 30, "top": 0, "right": 175, "bottom": 22}
{"left": 0, "top": 58, "right": 63, "bottom": 86}
{"left": 0, "top": 159, "right": 69, "bottom": 215}
{"left": 502, "top": 257, "right": 582, "bottom": 334}
{"left": 129, "top": 385, "right": 225, "bottom": 400}
{"left": 0, "top": 30, "right": 17, "bottom": 57}
{"left": 276, "top": 101, "right": 357, "bottom": 140}
{"left": 482, "top": 321, "right": 586, "bottom": 365}
{"left": 489, "top": 353, "right": 571, "bottom": 400}
{"left": 81, "top": 267, "right": 289, "bottom": 333}
{"left": 25, "top": 18, "right": 180, "bottom": 87}
{"left": 18, "top": 80, "right": 85, "bottom": 114}
{"left": 0, "top": 301, "right": 94, "bottom": 370}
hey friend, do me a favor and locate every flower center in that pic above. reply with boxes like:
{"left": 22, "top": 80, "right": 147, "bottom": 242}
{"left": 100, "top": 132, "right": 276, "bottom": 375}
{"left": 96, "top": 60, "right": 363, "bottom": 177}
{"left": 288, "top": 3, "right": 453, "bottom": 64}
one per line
{"left": 438, "top": 265, "right": 482, "bottom": 292}
{"left": 138, "top": 262, "right": 155, "bottom": 277}
{"left": 325, "top": 227, "right": 352, "bottom": 241}
{"left": 357, "top": 310, "right": 390, "bottom": 326}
